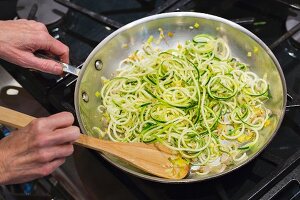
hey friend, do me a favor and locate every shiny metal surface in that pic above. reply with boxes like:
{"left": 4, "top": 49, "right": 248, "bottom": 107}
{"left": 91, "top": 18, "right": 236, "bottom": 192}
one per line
{"left": 35, "top": 52, "right": 80, "bottom": 76}
{"left": 61, "top": 62, "right": 80, "bottom": 76}
{"left": 74, "top": 12, "right": 286, "bottom": 183}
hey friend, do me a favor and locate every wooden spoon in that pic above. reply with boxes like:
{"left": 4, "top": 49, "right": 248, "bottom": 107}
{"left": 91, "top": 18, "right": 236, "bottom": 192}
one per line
{"left": 0, "top": 106, "right": 189, "bottom": 179}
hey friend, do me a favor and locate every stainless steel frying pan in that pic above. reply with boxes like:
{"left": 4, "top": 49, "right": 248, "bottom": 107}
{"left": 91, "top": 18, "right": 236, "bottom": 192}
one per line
{"left": 62, "top": 12, "right": 286, "bottom": 183}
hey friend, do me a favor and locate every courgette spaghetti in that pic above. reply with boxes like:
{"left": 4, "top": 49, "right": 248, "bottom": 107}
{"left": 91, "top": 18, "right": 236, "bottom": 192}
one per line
{"left": 96, "top": 33, "right": 271, "bottom": 175}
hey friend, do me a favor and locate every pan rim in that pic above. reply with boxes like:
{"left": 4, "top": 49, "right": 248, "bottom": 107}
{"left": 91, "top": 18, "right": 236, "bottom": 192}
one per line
{"left": 74, "top": 12, "right": 287, "bottom": 183}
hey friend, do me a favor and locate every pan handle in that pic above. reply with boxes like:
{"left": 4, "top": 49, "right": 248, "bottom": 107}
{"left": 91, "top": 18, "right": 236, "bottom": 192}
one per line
{"left": 60, "top": 62, "right": 81, "bottom": 76}
{"left": 35, "top": 52, "right": 80, "bottom": 76}
{"left": 286, "top": 90, "right": 300, "bottom": 110}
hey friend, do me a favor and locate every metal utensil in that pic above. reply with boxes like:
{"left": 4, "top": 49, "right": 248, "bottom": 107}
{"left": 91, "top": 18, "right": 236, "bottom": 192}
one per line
{"left": 35, "top": 53, "right": 80, "bottom": 76}
{"left": 72, "top": 12, "right": 285, "bottom": 183}
{"left": 31, "top": 12, "right": 286, "bottom": 183}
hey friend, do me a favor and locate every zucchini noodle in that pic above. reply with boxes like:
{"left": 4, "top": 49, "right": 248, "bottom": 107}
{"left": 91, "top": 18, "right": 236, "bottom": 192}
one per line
{"left": 97, "top": 33, "right": 272, "bottom": 176}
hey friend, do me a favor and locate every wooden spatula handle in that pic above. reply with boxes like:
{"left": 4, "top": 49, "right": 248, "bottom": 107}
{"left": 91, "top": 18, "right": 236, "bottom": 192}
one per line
{"left": 0, "top": 106, "right": 35, "bottom": 129}
{"left": 0, "top": 106, "right": 161, "bottom": 157}
{"left": 0, "top": 106, "right": 189, "bottom": 179}
{"left": 0, "top": 106, "right": 124, "bottom": 149}
{"left": 0, "top": 106, "right": 154, "bottom": 149}
{"left": 0, "top": 106, "right": 89, "bottom": 146}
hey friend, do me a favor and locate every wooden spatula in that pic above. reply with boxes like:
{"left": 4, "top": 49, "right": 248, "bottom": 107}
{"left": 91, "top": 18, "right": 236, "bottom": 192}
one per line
{"left": 0, "top": 106, "right": 189, "bottom": 179}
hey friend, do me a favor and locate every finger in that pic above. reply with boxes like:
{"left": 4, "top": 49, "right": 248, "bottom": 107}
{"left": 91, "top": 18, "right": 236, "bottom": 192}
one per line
{"left": 38, "top": 34, "right": 69, "bottom": 63}
{"left": 46, "top": 126, "right": 80, "bottom": 146}
{"left": 38, "top": 158, "right": 66, "bottom": 177}
{"left": 43, "top": 112, "right": 75, "bottom": 130}
{"left": 21, "top": 52, "right": 63, "bottom": 75}
{"left": 34, "top": 144, "right": 74, "bottom": 163}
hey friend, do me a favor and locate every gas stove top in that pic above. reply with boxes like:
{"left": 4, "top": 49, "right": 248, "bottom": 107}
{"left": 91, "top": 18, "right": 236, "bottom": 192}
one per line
{"left": 1, "top": 0, "right": 300, "bottom": 199}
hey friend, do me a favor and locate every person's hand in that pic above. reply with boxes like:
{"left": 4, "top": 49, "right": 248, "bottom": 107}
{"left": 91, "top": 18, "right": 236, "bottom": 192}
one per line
{"left": 0, "top": 19, "right": 69, "bottom": 75}
{"left": 0, "top": 112, "right": 80, "bottom": 185}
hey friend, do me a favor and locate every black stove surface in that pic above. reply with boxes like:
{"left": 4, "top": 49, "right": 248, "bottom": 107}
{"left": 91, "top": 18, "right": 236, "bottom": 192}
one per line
{"left": 1, "top": 0, "right": 300, "bottom": 199}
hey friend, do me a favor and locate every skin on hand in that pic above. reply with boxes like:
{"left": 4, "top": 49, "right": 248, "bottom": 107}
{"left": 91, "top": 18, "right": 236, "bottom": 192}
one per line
{"left": 0, "top": 112, "right": 80, "bottom": 185}
{"left": 0, "top": 19, "right": 69, "bottom": 75}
